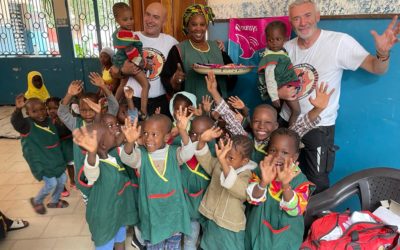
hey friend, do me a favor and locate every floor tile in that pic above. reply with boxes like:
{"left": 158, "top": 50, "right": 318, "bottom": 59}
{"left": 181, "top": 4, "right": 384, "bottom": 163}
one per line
{"left": 0, "top": 184, "right": 16, "bottom": 200}
{"left": 2, "top": 183, "right": 42, "bottom": 200}
{"left": 41, "top": 214, "right": 86, "bottom": 238}
{"left": 0, "top": 239, "right": 16, "bottom": 250}
{"left": 6, "top": 216, "right": 51, "bottom": 240}
{"left": 52, "top": 236, "right": 93, "bottom": 250}
{"left": 10, "top": 238, "right": 56, "bottom": 250}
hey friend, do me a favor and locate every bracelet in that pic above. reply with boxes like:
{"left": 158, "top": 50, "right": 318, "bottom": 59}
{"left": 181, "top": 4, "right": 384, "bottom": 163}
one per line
{"left": 376, "top": 50, "right": 390, "bottom": 62}
{"left": 257, "top": 183, "right": 267, "bottom": 191}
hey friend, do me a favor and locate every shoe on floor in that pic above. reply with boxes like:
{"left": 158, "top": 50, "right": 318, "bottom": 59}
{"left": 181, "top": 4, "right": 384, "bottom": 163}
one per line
{"left": 61, "top": 190, "right": 70, "bottom": 197}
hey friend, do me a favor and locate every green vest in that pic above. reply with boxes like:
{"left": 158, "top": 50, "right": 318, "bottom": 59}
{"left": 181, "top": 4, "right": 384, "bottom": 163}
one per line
{"left": 181, "top": 156, "right": 210, "bottom": 220}
{"left": 245, "top": 167, "right": 309, "bottom": 250}
{"left": 86, "top": 147, "right": 138, "bottom": 246}
{"left": 73, "top": 117, "right": 92, "bottom": 197}
{"left": 60, "top": 134, "right": 73, "bottom": 163}
{"left": 178, "top": 40, "right": 227, "bottom": 98}
{"left": 138, "top": 146, "right": 191, "bottom": 244}
{"left": 21, "top": 118, "right": 66, "bottom": 181}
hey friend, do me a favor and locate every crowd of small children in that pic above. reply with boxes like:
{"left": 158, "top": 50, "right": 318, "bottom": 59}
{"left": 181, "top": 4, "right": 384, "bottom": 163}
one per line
{"left": 10, "top": 2, "right": 337, "bottom": 250}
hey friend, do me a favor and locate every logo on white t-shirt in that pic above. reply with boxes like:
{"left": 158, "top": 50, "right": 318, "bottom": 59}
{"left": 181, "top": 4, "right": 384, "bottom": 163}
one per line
{"left": 293, "top": 63, "right": 319, "bottom": 100}
{"left": 143, "top": 47, "right": 166, "bottom": 81}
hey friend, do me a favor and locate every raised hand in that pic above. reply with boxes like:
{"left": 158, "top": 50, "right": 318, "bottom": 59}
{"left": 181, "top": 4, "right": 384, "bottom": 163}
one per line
{"left": 228, "top": 96, "right": 245, "bottom": 110}
{"left": 15, "top": 94, "right": 26, "bottom": 109}
{"left": 309, "top": 82, "right": 334, "bottom": 110}
{"left": 83, "top": 98, "right": 101, "bottom": 114}
{"left": 176, "top": 105, "right": 193, "bottom": 131}
{"left": 259, "top": 155, "right": 277, "bottom": 186}
{"left": 154, "top": 107, "right": 161, "bottom": 115}
{"left": 199, "top": 126, "right": 223, "bottom": 143}
{"left": 89, "top": 72, "right": 106, "bottom": 88}
{"left": 67, "top": 80, "right": 83, "bottom": 96}
{"left": 189, "top": 104, "right": 203, "bottom": 117}
{"left": 173, "top": 63, "right": 185, "bottom": 84}
{"left": 371, "top": 15, "right": 399, "bottom": 55}
{"left": 276, "top": 158, "right": 300, "bottom": 186}
{"left": 121, "top": 117, "right": 141, "bottom": 143}
{"left": 202, "top": 95, "right": 214, "bottom": 113}
{"left": 215, "top": 138, "right": 232, "bottom": 166}
{"left": 73, "top": 127, "right": 98, "bottom": 153}
{"left": 216, "top": 40, "right": 225, "bottom": 51}
{"left": 205, "top": 71, "right": 218, "bottom": 94}
{"left": 124, "top": 86, "right": 134, "bottom": 99}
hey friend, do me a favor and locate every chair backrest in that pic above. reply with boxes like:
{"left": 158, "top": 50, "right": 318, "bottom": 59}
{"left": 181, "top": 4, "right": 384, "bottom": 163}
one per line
{"left": 304, "top": 167, "right": 400, "bottom": 230}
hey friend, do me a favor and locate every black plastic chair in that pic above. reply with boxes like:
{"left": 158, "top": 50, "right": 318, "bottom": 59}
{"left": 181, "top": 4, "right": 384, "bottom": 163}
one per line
{"left": 304, "top": 167, "right": 400, "bottom": 231}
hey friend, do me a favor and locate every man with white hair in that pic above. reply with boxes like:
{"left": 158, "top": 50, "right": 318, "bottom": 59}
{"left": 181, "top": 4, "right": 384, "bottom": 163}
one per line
{"left": 279, "top": 0, "right": 399, "bottom": 193}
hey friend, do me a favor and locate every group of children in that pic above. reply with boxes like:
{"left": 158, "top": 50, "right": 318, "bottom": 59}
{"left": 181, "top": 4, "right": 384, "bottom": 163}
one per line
{"left": 9, "top": 2, "right": 338, "bottom": 248}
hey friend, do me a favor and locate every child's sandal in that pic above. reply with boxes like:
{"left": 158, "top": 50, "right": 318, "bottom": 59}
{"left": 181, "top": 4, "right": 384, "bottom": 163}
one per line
{"left": 46, "top": 199, "right": 69, "bottom": 208}
{"left": 30, "top": 197, "right": 46, "bottom": 214}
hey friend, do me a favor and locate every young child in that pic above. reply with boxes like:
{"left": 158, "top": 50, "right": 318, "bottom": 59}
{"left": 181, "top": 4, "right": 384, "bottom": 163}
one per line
{"left": 99, "top": 47, "right": 119, "bottom": 93}
{"left": 112, "top": 2, "right": 149, "bottom": 118}
{"left": 11, "top": 95, "right": 68, "bottom": 214}
{"left": 58, "top": 77, "right": 119, "bottom": 200}
{"left": 46, "top": 97, "right": 76, "bottom": 197}
{"left": 24, "top": 71, "right": 50, "bottom": 102}
{"left": 72, "top": 114, "right": 138, "bottom": 250}
{"left": 182, "top": 116, "right": 214, "bottom": 250}
{"left": 120, "top": 110, "right": 194, "bottom": 248}
{"left": 245, "top": 128, "right": 314, "bottom": 249}
{"left": 258, "top": 21, "right": 300, "bottom": 126}
{"left": 195, "top": 127, "right": 256, "bottom": 250}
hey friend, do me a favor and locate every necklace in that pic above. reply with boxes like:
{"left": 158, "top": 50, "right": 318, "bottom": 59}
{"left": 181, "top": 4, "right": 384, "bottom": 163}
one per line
{"left": 189, "top": 39, "right": 210, "bottom": 53}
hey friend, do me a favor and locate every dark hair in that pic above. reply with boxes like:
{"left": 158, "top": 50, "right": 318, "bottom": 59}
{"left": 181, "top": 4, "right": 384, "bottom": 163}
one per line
{"left": 147, "top": 114, "right": 173, "bottom": 132}
{"left": 231, "top": 135, "right": 253, "bottom": 158}
{"left": 252, "top": 104, "right": 277, "bottom": 121}
{"left": 268, "top": 128, "right": 301, "bottom": 153}
{"left": 45, "top": 96, "right": 61, "bottom": 106}
{"left": 112, "top": 2, "right": 130, "bottom": 18}
{"left": 265, "top": 20, "right": 287, "bottom": 36}
{"left": 79, "top": 92, "right": 99, "bottom": 103}
{"left": 173, "top": 94, "right": 193, "bottom": 107}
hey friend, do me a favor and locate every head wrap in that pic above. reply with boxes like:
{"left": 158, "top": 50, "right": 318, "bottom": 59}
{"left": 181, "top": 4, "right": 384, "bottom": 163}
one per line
{"left": 24, "top": 71, "right": 50, "bottom": 102}
{"left": 182, "top": 4, "right": 215, "bottom": 35}
{"left": 100, "top": 47, "right": 115, "bottom": 58}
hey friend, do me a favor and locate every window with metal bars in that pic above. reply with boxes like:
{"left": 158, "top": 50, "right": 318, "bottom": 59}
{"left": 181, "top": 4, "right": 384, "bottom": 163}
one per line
{"left": 67, "top": 0, "right": 129, "bottom": 58}
{"left": 0, "top": 0, "right": 59, "bottom": 57}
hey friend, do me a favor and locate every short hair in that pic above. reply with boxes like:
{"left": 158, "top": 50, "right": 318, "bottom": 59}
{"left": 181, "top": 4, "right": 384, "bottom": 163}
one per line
{"left": 252, "top": 104, "right": 277, "bottom": 121}
{"left": 45, "top": 96, "right": 61, "bottom": 106}
{"left": 79, "top": 92, "right": 99, "bottom": 103}
{"left": 265, "top": 21, "right": 287, "bottom": 36}
{"left": 289, "top": 0, "right": 319, "bottom": 12}
{"left": 112, "top": 2, "right": 131, "bottom": 18}
{"left": 192, "top": 116, "right": 214, "bottom": 128}
{"left": 268, "top": 128, "right": 301, "bottom": 153}
{"left": 231, "top": 135, "right": 253, "bottom": 158}
{"left": 146, "top": 114, "right": 172, "bottom": 132}
{"left": 173, "top": 94, "right": 193, "bottom": 107}
{"left": 25, "top": 97, "right": 43, "bottom": 109}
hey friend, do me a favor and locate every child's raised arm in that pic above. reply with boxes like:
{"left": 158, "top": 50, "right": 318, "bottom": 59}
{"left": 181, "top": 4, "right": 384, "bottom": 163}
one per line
{"left": 121, "top": 117, "right": 141, "bottom": 154}
{"left": 175, "top": 106, "right": 193, "bottom": 146}
{"left": 215, "top": 138, "right": 233, "bottom": 178}
{"left": 58, "top": 81, "right": 83, "bottom": 131}
{"left": 62, "top": 80, "right": 82, "bottom": 105}
{"left": 10, "top": 94, "right": 30, "bottom": 134}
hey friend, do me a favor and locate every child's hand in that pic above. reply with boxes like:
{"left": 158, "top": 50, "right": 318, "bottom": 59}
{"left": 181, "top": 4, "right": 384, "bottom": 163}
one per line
{"left": 228, "top": 96, "right": 245, "bottom": 110}
{"left": 176, "top": 105, "right": 193, "bottom": 131}
{"left": 89, "top": 72, "right": 106, "bottom": 88}
{"left": 83, "top": 98, "right": 101, "bottom": 114}
{"left": 124, "top": 86, "right": 134, "bottom": 99}
{"left": 215, "top": 138, "right": 232, "bottom": 166}
{"left": 199, "top": 126, "right": 223, "bottom": 143}
{"left": 309, "top": 82, "right": 335, "bottom": 110}
{"left": 189, "top": 104, "right": 203, "bottom": 117}
{"left": 73, "top": 127, "right": 98, "bottom": 153}
{"left": 259, "top": 155, "right": 278, "bottom": 186}
{"left": 205, "top": 71, "right": 218, "bottom": 93}
{"left": 121, "top": 117, "right": 141, "bottom": 143}
{"left": 15, "top": 94, "right": 26, "bottom": 109}
{"left": 68, "top": 80, "right": 83, "bottom": 96}
{"left": 276, "top": 158, "right": 300, "bottom": 186}
{"left": 202, "top": 95, "right": 214, "bottom": 113}
{"left": 154, "top": 107, "right": 161, "bottom": 115}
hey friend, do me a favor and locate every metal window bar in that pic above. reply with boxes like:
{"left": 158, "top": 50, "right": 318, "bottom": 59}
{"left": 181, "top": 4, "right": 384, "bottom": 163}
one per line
{"left": 67, "top": 0, "right": 128, "bottom": 58}
{"left": 0, "top": 0, "right": 60, "bottom": 57}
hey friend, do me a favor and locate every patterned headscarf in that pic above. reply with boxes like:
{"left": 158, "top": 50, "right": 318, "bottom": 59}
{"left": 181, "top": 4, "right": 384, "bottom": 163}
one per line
{"left": 182, "top": 4, "right": 215, "bottom": 35}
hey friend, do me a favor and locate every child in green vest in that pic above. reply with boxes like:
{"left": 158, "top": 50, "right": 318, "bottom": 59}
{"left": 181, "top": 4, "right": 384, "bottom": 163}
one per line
{"left": 58, "top": 77, "right": 119, "bottom": 201}
{"left": 120, "top": 109, "right": 194, "bottom": 248}
{"left": 11, "top": 95, "right": 68, "bottom": 215}
{"left": 245, "top": 128, "right": 315, "bottom": 249}
{"left": 258, "top": 20, "right": 300, "bottom": 126}
{"left": 195, "top": 127, "right": 256, "bottom": 250}
{"left": 72, "top": 114, "right": 137, "bottom": 250}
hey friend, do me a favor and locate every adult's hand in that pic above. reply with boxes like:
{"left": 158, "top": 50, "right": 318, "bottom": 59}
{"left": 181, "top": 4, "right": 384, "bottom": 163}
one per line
{"left": 371, "top": 15, "right": 399, "bottom": 55}
{"left": 121, "top": 60, "right": 142, "bottom": 76}
{"left": 278, "top": 86, "right": 297, "bottom": 101}
{"left": 171, "top": 63, "right": 185, "bottom": 90}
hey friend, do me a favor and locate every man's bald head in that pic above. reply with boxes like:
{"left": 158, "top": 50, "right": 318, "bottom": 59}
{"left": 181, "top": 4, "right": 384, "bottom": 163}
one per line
{"left": 143, "top": 2, "right": 167, "bottom": 37}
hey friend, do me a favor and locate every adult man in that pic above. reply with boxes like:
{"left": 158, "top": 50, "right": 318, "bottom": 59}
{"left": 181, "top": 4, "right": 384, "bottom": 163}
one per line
{"left": 279, "top": 0, "right": 399, "bottom": 193}
{"left": 121, "top": 2, "right": 178, "bottom": 117}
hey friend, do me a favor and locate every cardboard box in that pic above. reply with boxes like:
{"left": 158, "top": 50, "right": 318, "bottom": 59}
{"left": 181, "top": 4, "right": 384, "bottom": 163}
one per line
{"left": 373, "top": 200, "right": 400, "bottom": 232}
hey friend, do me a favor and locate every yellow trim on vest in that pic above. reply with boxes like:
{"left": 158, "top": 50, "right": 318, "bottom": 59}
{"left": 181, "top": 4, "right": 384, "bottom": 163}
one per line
{"left": 99, "top": 159, "right": 126, "bottom": 171}
{"left": 254, "top": 141, "right": 267, "bottom": 154}
{"left": 148, "top": 148, "right": 169, "bottom": 182}
{"left": 185, "top": 163, "right": 209, "bottom": 181}
{"left": 34, "top": 123, "right": 55, "bottom": 135}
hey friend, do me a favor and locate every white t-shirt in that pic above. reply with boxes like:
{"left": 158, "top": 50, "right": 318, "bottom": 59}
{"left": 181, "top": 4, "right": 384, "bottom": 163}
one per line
{"left": 281, "top": 30, "right": 369, "bottom": 126}
{"left": 127, "top": 32, "right": 178, "bottom": 98}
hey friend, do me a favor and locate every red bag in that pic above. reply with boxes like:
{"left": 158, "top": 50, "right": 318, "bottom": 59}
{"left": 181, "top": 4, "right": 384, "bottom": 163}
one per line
{"left": 301, "top": 211, "right": 399, "bottom": 250}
